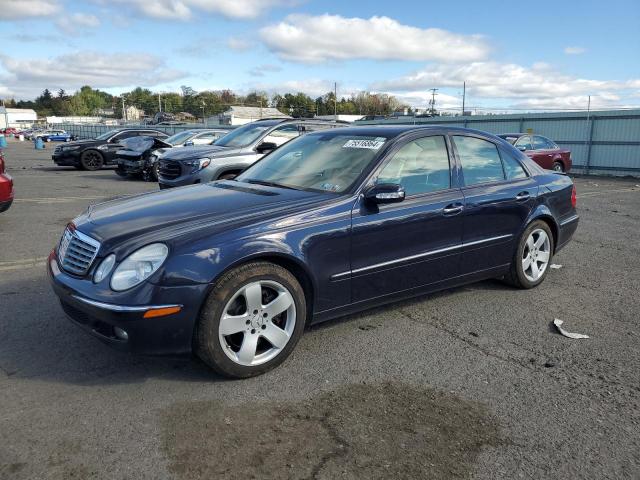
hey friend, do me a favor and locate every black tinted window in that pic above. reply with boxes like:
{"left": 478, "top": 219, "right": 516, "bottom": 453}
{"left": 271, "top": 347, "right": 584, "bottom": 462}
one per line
{"left": 377, "top": 136, "right": 450, "bottom": 196}
{"left": 500, "top": 149, "right": 528, "bottom": 180}
{"left": 453, "top": 136, "right": 505, "bottom": 186}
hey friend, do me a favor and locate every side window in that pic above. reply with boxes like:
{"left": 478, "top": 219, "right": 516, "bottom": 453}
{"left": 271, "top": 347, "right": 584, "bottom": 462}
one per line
{"left": 500, "top": 149, "right": 528, "bottom": 180}
{"left": 299, "top": 123, "right": 335, "bottom": 133}
{"left": 453, "top": 136, "right": 505, "bottom": 186}
{"left": 376, "top": 135, "right": 450, "bottom": 196}
{"left": 196, "top": 132, "right": 219, "bottom": 140}
{"left": 115, "top": 131, "right": 138, "bottom": 141}
{"left": 262, "top": 124, "right": 300, "bottom": 146}
{"left": 542, "top": 136, "right": 558, "bottom": 149}
{"left": 532, "top": 136, "right": 549, "bottom": 150}
{"left": 514, "top": 136, "right": 532, "bottom": 150}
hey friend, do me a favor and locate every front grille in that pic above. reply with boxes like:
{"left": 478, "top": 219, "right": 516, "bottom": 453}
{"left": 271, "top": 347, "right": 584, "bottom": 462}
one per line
{"left": 58, "top": 227, "right": 100, "bottom": 276}
{"left": 158, "top": 160, "right": 182, "bottom": 180}
{"left": 54, "top": 146, "right": 63, "bottom": 154}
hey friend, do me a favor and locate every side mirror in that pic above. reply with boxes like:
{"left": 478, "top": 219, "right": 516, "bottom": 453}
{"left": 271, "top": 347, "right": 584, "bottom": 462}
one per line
{"left": 256, "top": 141, "right": 278, "bottom": 154}
{"left": 516, "top": 145, "right": 528, "bottom": 152}
{"left": 364, "top": 183, "right": 406, "bottom": 204}
{"left": 184, "top": 140, "right": 194, "bottom": 147}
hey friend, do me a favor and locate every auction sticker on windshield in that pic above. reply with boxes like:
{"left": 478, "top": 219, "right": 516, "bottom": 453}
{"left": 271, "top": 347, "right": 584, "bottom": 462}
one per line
{"left": 343, "top": 138, "right": 385, "bottom": 150}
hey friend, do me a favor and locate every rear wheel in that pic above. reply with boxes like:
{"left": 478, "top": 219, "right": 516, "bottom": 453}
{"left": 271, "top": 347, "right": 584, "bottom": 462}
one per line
{"left": 552, "top": 161, "right": 564, "bottom": 172}
{"left": 196, "top": 262, "right": 306, "bottom": 378}
{"left": 504, "top": 220, "right": 554, "bottom": 289}
{"left": 80, "top": 150, "right": 104, "bottom": 171}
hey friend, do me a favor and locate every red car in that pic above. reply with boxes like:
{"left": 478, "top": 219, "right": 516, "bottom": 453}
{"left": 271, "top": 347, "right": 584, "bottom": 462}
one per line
{"left": 2, "top": 127, "right": 19, "bottom": 136}
{"left": 0, "top": 150, "right": 14, "bottom": 212}
{"left": 498, "top": 134, "right": 572, "bottom": 173}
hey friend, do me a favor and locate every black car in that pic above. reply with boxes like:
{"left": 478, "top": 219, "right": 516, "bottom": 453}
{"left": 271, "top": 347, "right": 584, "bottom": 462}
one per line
{"left": 52, "top": 128, "right": 169, "bottom": 171}
{"left": 48, "top": 126, "right": 578, "bottom": 379}
{"left": 115, "top": 136, "right": 172, "bottom": 181}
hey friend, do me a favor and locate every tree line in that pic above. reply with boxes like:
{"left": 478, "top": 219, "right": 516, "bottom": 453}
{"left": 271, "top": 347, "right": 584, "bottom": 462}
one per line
{"left": 3, "top": 86, "right": 410, "bottom": 120}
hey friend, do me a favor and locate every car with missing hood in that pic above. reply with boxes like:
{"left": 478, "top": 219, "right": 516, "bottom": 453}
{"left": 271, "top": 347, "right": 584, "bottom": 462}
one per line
{"left": 157, "top": 118, "right": 344, "bottom": 188}
{"left": 48, "top": 125, "right": 578, "bottom": 378}
{"left": 52, "top": 128, "right": 169, "bottom": 171}
{"left": 115, "top": 129, "right": 229, "bottom": 181}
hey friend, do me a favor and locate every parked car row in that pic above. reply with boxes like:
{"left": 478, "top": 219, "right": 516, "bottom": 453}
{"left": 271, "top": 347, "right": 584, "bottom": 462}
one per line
{"left": 47, "top": 124, "right": 579, "bottom": 378}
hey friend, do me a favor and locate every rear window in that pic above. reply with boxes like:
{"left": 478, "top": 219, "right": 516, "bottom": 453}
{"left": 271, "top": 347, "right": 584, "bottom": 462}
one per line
{"left": 453, "top": 136, "right": 505, "bottom": 186}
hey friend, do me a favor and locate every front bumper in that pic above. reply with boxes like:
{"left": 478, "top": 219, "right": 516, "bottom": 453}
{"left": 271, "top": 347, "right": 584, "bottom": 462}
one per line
{"left": 53, "top": 150, "right": 81, "bottom": 166}
{"left": 118, "top": 159, "right": 144, "bottom": 175}
{"left": 158, "top": 169, "right": 212, "bottom": 189}
{"left": 47, "top": 251, "right": 208, "bottom": 355}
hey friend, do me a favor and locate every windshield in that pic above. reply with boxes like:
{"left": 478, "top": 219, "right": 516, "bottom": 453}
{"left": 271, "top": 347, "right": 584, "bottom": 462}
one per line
{"left": 213, "top": 122, "right": 272, "bottom": 148}
{"left": 96, "top": 130, "right": 117, "bottom": 140}
{"left": 237, "top": 133, "right": 388, "bottom": 193}
{"left": 165, "top": 131, "right": 194, "bottom": 145}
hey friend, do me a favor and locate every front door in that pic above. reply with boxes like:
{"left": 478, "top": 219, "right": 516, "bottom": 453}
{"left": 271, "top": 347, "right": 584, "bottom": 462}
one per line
{"left": 349, "top": 133, "right": 465, "bottom": 303}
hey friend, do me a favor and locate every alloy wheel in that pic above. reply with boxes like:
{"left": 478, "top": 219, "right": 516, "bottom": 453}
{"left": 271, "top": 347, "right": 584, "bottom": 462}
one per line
{"left": 218, "top": 280, "right": 296, "bottom": 366}
{"left": 522, "top": 228, "right": 551, "bottom": 282}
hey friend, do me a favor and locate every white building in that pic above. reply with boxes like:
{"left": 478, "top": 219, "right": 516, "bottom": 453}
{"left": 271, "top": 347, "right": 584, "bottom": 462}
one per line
{"left": 212, "top": 106, "right": 290, "bottom": 126}
{"left": 47, "top": 116, "right": 102, "bottom": 124}
{"left": 125, "top": 105, "right": 144, "bottom": 121}
{"left": 0, "top": 107, "right": 38, "bottom": 129}
{"left": 314, "top": 114, "right": 364, "bottom": 123}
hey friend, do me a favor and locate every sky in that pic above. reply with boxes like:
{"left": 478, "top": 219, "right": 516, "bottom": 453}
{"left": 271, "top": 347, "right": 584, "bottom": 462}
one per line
{"left": 0, "top": 0, "right": 639, "bottom": 112}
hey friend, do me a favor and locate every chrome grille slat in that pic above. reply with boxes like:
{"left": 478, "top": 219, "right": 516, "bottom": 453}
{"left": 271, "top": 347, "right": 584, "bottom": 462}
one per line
{"left": 159, "top": 160, "right": 182, "bottom": 180}
{"left": 57, "top": 227, "right": 100, "bottom": 276}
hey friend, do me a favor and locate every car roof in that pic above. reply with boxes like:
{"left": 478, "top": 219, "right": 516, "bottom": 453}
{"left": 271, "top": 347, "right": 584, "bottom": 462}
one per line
{"left": 307, "top": 125, "right": 503, "bottom": 140}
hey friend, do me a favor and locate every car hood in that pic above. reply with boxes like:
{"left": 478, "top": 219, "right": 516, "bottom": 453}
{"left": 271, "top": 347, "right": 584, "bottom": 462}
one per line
{"left": 74, "top": 181, "right": 325, "bottom": 251}
{"left": 160, "top": 145, "right": 235, "bottom": 161}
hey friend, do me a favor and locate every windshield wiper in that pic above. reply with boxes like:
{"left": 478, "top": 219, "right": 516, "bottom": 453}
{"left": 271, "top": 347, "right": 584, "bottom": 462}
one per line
{"left": 244, "top": 179, "right": 299, "bottom": 191}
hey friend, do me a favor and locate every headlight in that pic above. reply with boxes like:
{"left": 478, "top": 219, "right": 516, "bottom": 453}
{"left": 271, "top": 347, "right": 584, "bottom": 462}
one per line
{"left": 183, "top": 157, "right": 211, "bottom": 173}
{"left": 97, "top": 144, "right": 109, "bottom": 151}
{"left": 110, "top": 243, "right": 168, "bottom": 291}
{"left": 63, "top": 145, "right": 81, "bottom": 150}
{"left": 94, "top": 254, "right": 116, "bottom": 283}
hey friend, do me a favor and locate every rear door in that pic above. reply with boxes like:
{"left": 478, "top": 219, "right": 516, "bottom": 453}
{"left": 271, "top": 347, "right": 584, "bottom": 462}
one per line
{"left": 530, "top": 135, "right": 555, "bottom": 169}
{"left": 349, "top": 132, "right": 465, "bottom": 302}
{"left": 451, "top": 134, "right": 537, "bottom": 274}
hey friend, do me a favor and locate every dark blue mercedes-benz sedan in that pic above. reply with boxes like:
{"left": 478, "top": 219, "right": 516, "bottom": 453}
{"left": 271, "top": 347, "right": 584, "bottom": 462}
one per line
{"left": 48, "top": 126, "right": 578, "bottom": 378}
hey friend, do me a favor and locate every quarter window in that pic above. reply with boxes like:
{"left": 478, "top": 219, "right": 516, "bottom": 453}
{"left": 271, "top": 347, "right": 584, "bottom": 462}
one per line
{"left": 500, "top": 149, "right": 528, "bottom": 180}
{"left": 376, "top": 136, "right": 450, "bottom": 196}
{"left": 453, "top": 136, "right": 505, "bottom": 186}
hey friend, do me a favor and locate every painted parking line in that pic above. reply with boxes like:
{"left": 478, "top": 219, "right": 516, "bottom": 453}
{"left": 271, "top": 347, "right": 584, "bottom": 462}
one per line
{"left": 0, "top": 257, "right": 48, "bottom": 272}
{"left": 578, "top": 187, "right": 638, "bottom": 197}
{"left": 14, "top": 196, "right": 104, "bottom": 204}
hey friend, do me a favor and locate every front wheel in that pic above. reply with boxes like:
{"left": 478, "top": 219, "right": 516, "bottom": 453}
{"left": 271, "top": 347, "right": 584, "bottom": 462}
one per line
{"left": 196, "top": 262, "right": 306, "bottom": 378}
{"left": 504, "top": 220, "right": 554, "bottom": 289}
{"left": 80, "top": 150, "right": 104, "bottom": 171}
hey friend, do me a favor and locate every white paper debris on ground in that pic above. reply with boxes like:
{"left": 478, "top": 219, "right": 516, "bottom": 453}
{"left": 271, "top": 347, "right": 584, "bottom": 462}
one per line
{"left": 554, "top": 319, "right": 590, "bottom": 339}
{"left": 550, "top": 264, "right": 563, "bottom": 269}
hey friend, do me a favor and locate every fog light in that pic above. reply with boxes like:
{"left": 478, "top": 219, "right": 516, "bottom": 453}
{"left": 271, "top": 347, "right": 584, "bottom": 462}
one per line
{"left": 114, "top": 327, "right": 129, "bottom": 341}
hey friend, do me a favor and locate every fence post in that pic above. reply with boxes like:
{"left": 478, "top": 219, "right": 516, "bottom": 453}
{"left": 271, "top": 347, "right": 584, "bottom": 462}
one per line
{"left": 463, "top": 118, "right": 468, "bottom": 128}
{"left": 519, "top": 117, "right": 524, "bottom": 132}
{"left": 585, "top": 116, "right": 595, "bottom": 174}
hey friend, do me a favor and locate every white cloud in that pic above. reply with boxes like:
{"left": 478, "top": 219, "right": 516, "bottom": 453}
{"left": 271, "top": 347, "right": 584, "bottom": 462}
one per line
{"left": 56, "top": 13, "right": 100, "bottom": 35}
{"left": 114, "top": 0, "right": 294, "bottom": 20}
{"left": 227, "top": 36, "right": 253, "bottom": 51}
{"left": 564, "top": 46, "right": 586, "bottom": 55}
{"left": 248, "top": 64, "right": 282, "bottom": 77}
{"left": 0, "top": 0, "right": 59, "bottom": 19}
{"left": 260, "top": 14, "right": 489, "bottom": 63}
{"left": 248, "top": 79, "right": 356, "bottom": 99}
{"left": 373, "top": 62, "right": 640, "bottom": 106}
{"left": 0, "top": 52, "right": 186, "bottom": 98}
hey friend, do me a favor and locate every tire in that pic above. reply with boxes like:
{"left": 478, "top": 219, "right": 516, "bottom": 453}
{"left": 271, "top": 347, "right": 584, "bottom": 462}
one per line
{"left": 115, "top": 167, "right": 128, "bottom": 178}
{"left": 147, "top": 163, "right": 159, "bottom": 182}
{"left": 80, "top": 150, "right": 104, "bottom": 171}
{"left": 45, "top": 137, "right": 51, "bottom": 142}
{"left": 196, "top": 262, "right": 306, "bottom": 378}
{"left": 552, "top": 161, "right": 564, "bottom": 172}
{"left": 218, "top": 172, "right": 238, "bottom": 180}
{"left": 504, "top": 220, "right": 554, "bottom": 289}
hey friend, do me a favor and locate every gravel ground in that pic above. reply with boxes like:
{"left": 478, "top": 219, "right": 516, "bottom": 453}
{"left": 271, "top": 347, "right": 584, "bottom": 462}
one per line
{"left": 1, "top": 139, "right": 639, "bottom": 479}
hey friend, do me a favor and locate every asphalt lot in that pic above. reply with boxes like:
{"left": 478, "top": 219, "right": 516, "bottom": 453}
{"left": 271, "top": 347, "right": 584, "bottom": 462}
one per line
{"left": 1, "top": 139, "right": 639, "bottom": 480}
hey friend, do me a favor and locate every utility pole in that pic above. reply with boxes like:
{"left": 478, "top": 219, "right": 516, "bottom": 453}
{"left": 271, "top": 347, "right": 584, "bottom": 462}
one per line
{"left": 158, "top": 93, "right": 162, "bottom": 113}
{"left": 201, "top": 100, "right": 206, "bottom": 124}
{"left": 334, "top": 82, "right": 337, "bottom": 121}
{"left": 586, "top": 95, "right": 591, "bottom": 121}
{"left": 428, "top": 88, "right": 438, "bottom": 116}
{"left": 122, "top": 96, "right": 126, "bottom": 122}
{"left": 462, "top": 82, "right": 466, "bottom": 116}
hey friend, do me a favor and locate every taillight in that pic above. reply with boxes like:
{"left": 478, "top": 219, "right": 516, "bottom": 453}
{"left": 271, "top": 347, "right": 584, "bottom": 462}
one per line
{"left": 571, "top": 185, "right": 577, "bottom": 208}
{"left": 0, "top": 153, "right": 4, "bottom": 175}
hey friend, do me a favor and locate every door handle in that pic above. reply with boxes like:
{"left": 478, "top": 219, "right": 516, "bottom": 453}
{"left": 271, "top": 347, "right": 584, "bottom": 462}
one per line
{"left": 443, "top": 203, "right": 464, "bottom": 215}
{"left": 515, "top": 191, "right": 530, "bottom": 201}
